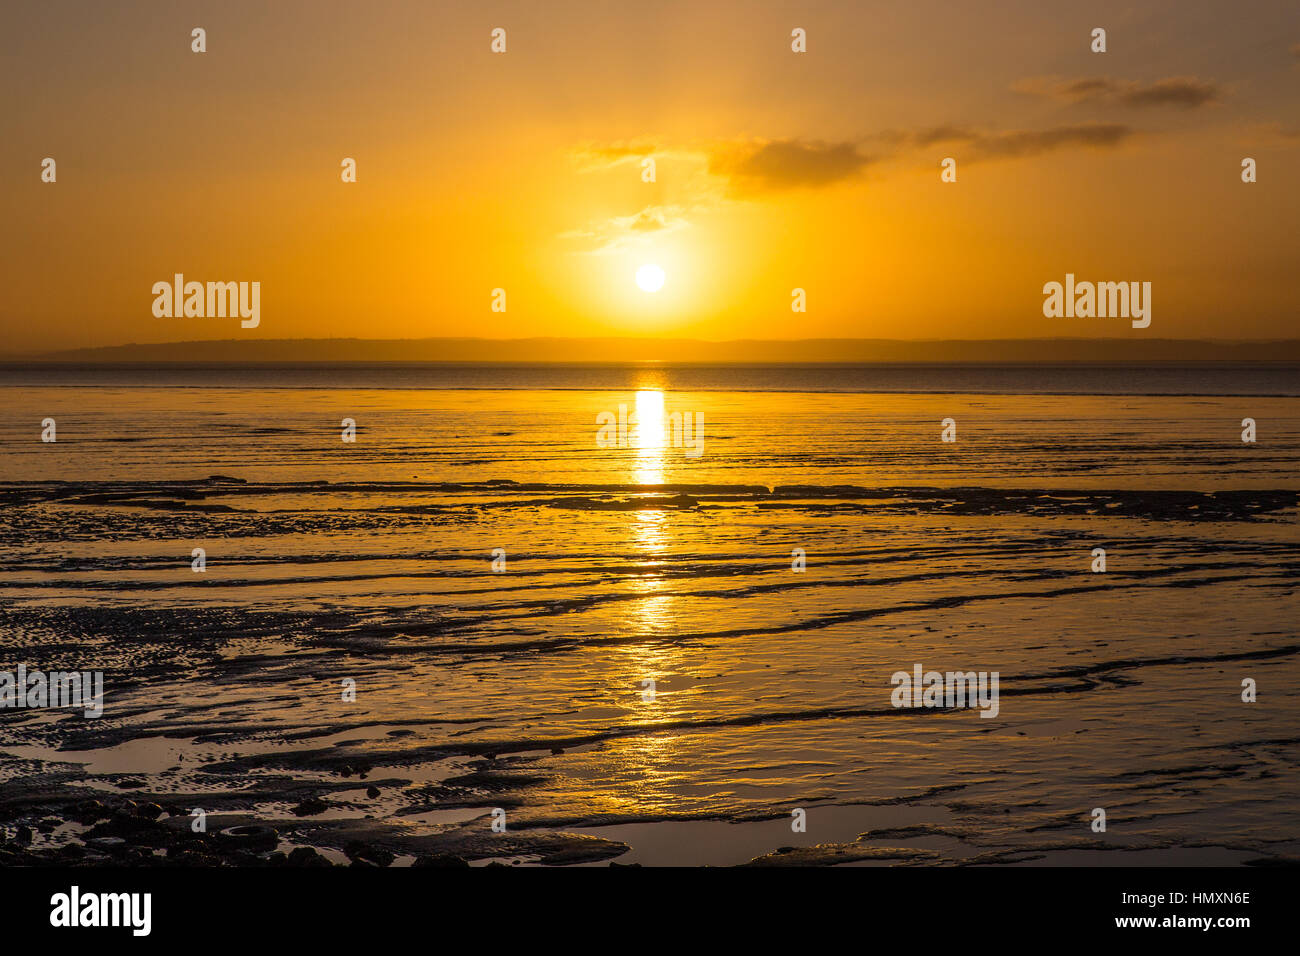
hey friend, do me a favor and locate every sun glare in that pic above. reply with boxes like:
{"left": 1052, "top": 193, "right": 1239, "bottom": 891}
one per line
{"left": 636, "top": 263, "right": 666, "bottom": 293}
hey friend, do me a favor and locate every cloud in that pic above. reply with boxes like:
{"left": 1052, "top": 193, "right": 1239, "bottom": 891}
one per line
{"left": 560, "top": 204, "right": 692, "bottom": 254}
{"left": 1121, "top": 77, "right": 1220, "bottom": 108}
{"left": 628, "top": 208, "right": 677, "bottom": 231}
{"left": 709, "top": 139, "right": 872, "bottom": 195}
{"left": 561, "top": 137, "right": 877, "bottom": 254}
{"left": 874, "top": 123, "right": 1133, "bottom": 161}
{"left": 1015, "top": 75, "right": 1220, "bottom": 109}
{"left": 967, "top": 124, "right": 1134, "bottom": 159}
{"left": 906, "top": 125, "right": 979, "bottom": 147}
{"left": 561, "top": 122, "right": 1133, "bottom": 250}
{"left": 571, "top": 140, "right": 661, "bottom": 170}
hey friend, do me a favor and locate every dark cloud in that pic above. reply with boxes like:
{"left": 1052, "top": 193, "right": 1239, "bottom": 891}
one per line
{"left": 1016, "top": 75, "right": 1220, "bottom": 109}
{"left": 969, "top": 124, "right": 1133, "bottom": 159}
{"left": 908, "top": 125, "right": 979, "bottom": 147}
{"left": 875, "top": 124, "right": 1133, "bottom": 162}
{"left": 1059, "top": 77, "right": 1116, "bottom": 99}
{"left": 579, "top": 123, "right": 1132, "bottom": 205}
{"left": 1120, "top": 77, "right": 1220, "bottom": 108}
{"left": 711, "top": 139, "right": 871, "bottom": 194}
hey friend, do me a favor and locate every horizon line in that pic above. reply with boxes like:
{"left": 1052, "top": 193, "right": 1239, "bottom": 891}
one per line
{"left": 5, "top": 334, "right": 1300, "bottom": 365}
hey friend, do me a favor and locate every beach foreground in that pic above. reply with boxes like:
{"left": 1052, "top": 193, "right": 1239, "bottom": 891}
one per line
{"left": 2, "top": 369, "right": 1297, "bottom": 866}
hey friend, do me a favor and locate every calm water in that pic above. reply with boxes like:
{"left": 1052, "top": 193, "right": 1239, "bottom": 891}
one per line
{"left": 3, "top": 361, "right": 1298, "bottom": 394}
{"left": 1, "top": 364, "right": 1297, "bottom": 865}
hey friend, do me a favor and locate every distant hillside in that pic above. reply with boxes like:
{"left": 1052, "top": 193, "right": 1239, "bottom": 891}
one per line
{"left": 6, "top": 337, "right": 1300, "bottom": 364}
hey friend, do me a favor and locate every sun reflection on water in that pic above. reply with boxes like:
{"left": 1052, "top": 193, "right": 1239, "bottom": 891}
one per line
{"left": 633, "top": 388, "right": 666, "bottom": 485}
{"left": 608, "top": 379, "right": 693, "bottom": 804}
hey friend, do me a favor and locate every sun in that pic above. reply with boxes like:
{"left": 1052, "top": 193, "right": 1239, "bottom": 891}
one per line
{"left": 635, "top": 263, "right": 666, "bottom": 293}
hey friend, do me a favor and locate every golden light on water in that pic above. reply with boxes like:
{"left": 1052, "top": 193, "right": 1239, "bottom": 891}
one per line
{"left": 610, "top": 560, "right": 688, "bottom": 815}
{"left": 633, "top": 388, "right": 666, "bottom": 485}
{"left": 632, "top": 507, "right": 670, "bottom": 554}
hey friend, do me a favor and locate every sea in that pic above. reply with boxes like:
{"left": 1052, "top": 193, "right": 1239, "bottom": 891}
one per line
{"left": 1, "top": 362, "right": 1296, "bottom": 866}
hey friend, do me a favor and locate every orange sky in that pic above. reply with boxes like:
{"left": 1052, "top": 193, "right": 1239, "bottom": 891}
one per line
{"left": 2, "top": 0, "right": 1298, "bottom": 351}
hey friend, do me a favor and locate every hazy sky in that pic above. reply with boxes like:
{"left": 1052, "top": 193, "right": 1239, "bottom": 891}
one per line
{"left": 2, "top": 0, "right": 1297, "bottom": 351}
